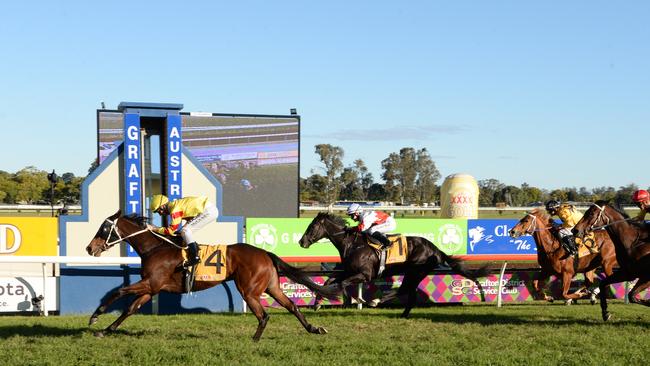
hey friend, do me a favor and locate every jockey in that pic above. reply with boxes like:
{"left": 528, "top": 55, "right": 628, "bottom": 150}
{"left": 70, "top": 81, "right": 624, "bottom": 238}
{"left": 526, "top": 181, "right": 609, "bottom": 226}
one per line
{"left": 149, "top": 194, "right": 219, "bottom": 267}
{"left": 346, "top": 203, "right": 397, "bottom": 249}
{"left": 631, "top": 189, "right": 650, "bottom": 221}
{"left": 545, "top": 200, "right": 579, "bottom": 256}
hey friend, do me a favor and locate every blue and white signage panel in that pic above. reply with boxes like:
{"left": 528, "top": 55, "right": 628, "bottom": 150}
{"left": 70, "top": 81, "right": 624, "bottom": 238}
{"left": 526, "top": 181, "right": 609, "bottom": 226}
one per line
{"left": 467, "top": 219, "right": 536, "bottom": 255}
{"left": 166, "top": 114, "right": 182, "bottom": 201}
{"left": 123, "top": 113, "right": 142, "bottom": 215}
{"left": 123, "top": 113, "right": 142, "bottom": 258}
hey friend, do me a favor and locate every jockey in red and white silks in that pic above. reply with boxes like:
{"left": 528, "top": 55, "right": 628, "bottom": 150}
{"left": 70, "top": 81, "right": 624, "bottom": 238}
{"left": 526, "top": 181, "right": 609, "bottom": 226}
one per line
{"left": 346, "top": 203, "right": 396, "bottom": 248}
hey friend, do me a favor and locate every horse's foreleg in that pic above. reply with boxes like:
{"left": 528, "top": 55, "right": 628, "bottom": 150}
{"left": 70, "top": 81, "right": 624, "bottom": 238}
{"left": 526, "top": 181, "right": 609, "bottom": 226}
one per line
{"left": 533, "top": 270, "right": 552, "bottom": 302}
{"left": 94, "top": 293, "right": 152, "bottom": 337}
{"left": 598, "top": 270, "right": 630, "bottom": 322}
{"left": 89, "top": 281, "right": 152, "bottom": 326}
{"left": 560, "top": 271, "right": 585, "bottom": 301}
{"left": 338, "top": 273, "right": 371, "bottom": 304}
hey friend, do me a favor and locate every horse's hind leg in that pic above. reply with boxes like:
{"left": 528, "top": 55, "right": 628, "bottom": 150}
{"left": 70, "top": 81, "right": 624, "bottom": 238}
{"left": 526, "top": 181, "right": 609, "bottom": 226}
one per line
{"left": 266, "top": 285, "right": 327, "bottom": 335}
{"left": 628, "top": 275, "right": 650, "bottom": 306}
{"left": 397, "top": 268, "right": 428, "bottom": 319}
{"left": 313, "top": 276, "right": 338, "bottom": 311}
{"left": 94, "top": 293, "right": 152, "bottom": 337}
{"left": 242, "top": 295, "right": 269, "bottom": 342}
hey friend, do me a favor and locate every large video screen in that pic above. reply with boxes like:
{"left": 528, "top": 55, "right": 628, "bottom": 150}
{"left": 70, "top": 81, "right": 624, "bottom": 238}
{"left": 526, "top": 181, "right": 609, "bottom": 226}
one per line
{"left": 97, "top": 111, "right": 299, "bottom": 218}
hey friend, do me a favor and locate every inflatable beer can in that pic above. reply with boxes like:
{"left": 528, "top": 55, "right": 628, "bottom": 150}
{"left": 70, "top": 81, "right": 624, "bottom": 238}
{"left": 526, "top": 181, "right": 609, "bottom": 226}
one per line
{"left": 440, "top": 173, "right": 479, "bottom": 219}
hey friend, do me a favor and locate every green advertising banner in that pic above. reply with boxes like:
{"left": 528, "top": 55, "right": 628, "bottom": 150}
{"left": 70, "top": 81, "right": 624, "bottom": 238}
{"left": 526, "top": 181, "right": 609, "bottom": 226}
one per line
{"left": 245, "top": 218, "right": 467, "bottom": 261}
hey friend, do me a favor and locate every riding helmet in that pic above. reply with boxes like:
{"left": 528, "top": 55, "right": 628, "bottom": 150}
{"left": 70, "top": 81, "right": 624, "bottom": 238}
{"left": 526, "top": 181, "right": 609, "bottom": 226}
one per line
{"left": 151, "top": 194, "right": 169, "bottom": 212}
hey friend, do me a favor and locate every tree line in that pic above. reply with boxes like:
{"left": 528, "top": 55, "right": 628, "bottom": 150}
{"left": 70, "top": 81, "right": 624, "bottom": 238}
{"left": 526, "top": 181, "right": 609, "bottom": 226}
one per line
{"left": 2, "top": 151, "right": 646, "bottom": 207}
{"left": 0, "top": 167, "right": 84, "bottom": 204}
{"left": 301, "top": 144, "right": 648, "bottom": 206}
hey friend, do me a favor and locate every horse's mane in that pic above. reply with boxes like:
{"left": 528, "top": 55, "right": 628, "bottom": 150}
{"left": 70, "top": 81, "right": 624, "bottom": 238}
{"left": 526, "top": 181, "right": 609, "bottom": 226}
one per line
{"left": 122, "top": 213, "right": 150, "bottom": 229}
{"left": 317, "top": 212, "right": 348, "bottom": 227}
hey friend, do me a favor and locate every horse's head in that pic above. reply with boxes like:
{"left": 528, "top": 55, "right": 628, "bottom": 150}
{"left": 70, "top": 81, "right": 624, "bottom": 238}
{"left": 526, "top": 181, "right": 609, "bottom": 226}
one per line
{"left": 299, "top": 213, "right": 329, "bottom": 248}
{"left": 299, "top": 212, "right": 347, "bottom": 248}
{"left": 86, "top": 210, "right": 123, "bottom": 257}
{"left": 572, "top": 201, "right": 612, "bottom": 239}
{"left": 509, "top": 209, "right": 550, "bottom": 238}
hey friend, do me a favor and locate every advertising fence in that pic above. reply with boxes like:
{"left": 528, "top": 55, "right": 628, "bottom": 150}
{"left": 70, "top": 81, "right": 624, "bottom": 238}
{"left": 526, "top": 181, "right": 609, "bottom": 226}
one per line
{"left": 246, "top": 217, "right": 534, "bottom": 262}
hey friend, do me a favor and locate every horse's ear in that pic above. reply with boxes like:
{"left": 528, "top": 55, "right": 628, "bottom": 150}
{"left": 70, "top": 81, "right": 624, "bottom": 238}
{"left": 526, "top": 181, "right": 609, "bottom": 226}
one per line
{"left": 109, "top": 209, "right": 121, "bottom": 220}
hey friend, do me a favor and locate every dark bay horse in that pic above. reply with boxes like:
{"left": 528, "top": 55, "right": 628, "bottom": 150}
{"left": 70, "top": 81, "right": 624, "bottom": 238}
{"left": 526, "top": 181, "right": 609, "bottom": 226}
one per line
{"left": 509, "top": 209, "right": 617, "bottom": 304}
{"left": 298, "top": 212, "right": 489, "bottom": 318}
{"left": 572, "top": 201, "right": 650, "bottom": 321}
{"left": 86, "top": 210, "right": 336, "bottom": 341}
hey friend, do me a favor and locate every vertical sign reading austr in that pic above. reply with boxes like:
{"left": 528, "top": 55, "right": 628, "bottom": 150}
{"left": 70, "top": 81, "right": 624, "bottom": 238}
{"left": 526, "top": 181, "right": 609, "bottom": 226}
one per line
{"left": 167, "top": 114, "right": 182, "bottom": 201}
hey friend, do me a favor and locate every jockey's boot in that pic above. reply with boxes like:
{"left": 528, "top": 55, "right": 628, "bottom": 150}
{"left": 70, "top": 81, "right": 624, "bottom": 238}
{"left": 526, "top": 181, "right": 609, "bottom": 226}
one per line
{"left": 372, "top": 232, "right": 392, "bottom": 250}
{"left": 185, "top": 242, "right": 201, "bottom": 267}
{"left": 562, "top": 235, "right": 578, "bottom": 256}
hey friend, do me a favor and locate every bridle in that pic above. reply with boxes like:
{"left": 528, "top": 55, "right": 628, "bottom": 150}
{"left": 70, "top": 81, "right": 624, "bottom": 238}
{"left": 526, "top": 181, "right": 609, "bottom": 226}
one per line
{"left": 521, "top": 213, "right": 553, "bottom": 235}
{"left": 588, "top": 203, "right": 634, "bottom": 231}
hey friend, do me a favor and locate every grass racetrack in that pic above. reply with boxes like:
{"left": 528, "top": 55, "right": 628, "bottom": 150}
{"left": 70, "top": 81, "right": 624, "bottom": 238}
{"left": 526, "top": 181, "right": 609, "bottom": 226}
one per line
{"left": 1, "top": 302, "right": 647, "bottom": 365}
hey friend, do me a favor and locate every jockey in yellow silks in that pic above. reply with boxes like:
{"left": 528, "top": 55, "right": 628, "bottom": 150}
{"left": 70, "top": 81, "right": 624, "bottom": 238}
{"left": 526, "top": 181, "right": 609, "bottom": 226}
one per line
{"left": 149, "top": 195, "right": 219, "bottom": 267}
{"left": 545, "top": 200, "right": 581, "bottom": 256}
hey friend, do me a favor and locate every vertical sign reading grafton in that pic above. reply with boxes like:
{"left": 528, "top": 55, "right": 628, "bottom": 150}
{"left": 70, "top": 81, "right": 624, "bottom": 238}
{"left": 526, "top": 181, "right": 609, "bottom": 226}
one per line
{"left": 124, "top": 113, "right": 142, "bottom": 257}
{"left": 167, "top": 114, "right": 182, "bottom": 201}
{"left": 123, "top": 113, "right": 142, "bottom": 214}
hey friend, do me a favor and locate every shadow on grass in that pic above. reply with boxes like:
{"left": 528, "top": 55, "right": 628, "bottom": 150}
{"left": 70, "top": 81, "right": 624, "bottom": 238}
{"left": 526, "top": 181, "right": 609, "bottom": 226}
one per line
{"left": 307, "top": 306, "right": 650, "bottom": 328}
{"left": 0, "top": 324, "right": 90, "bottom": 338}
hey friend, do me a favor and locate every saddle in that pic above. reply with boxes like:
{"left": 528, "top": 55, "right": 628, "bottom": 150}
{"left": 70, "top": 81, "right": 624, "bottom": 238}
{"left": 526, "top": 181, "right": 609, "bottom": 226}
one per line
{"left": 366, "top": 234, "right": 409, "bottom": 265}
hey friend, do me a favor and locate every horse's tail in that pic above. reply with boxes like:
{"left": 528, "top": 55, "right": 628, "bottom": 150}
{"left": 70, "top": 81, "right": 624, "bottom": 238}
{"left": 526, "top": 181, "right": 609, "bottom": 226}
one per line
{"left": 440, "top": 251, "right": 490, "bottom": 281}
{"left": 266, "top": 252, "right": 340, "bottom": 299}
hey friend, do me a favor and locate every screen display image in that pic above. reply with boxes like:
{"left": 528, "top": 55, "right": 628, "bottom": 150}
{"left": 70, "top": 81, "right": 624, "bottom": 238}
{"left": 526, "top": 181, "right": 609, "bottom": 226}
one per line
{"left": 98, "top": 111, "right": 299, "bottom": 218}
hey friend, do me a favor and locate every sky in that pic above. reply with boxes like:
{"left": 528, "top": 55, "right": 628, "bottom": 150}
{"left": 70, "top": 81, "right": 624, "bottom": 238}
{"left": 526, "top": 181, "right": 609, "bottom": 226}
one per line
{"left": 0, "top": 1, "right": 647, "bottom": 190}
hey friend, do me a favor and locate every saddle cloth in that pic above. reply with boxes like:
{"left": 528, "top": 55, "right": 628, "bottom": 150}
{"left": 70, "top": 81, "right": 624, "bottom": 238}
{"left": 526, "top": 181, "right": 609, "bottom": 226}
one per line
{"left": 576, "top": 233, "right": 599, "bottom": 258}
{"left": 182, "top": 244, "right": 228, "bottom": 282}
{"left": 367, "top": 235, "right": 408, "bottom": 265}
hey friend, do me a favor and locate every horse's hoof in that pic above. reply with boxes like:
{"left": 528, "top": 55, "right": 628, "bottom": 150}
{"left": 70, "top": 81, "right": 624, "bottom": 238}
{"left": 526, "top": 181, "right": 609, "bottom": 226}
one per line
{"left": 317, "top": 327, "right": 328, "bottom": 334}
{"left": 368, "top": 298, "right": 381, "bottom": 308}
{"left": 590, "top": 297, "right": 597, "bottom": 305}
{"left": 89, "top": 317, "right": 98, "bottom": 326}
{"left": 564, "top": 299, "right": 573, "bottom": 306}
{"left": 93, "top": 331, "right": 105, "bottom": 338}
{"left": 603, "top": 312, "right": 612, "bottom": 322}
{"left": 313, "top": 304, "right": 322, "bottom": 312}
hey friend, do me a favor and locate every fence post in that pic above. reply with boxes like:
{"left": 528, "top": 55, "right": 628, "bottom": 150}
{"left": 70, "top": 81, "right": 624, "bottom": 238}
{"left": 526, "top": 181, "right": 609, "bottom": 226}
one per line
{"left": 497, "top": 261, "right": 508, "bottom": 308}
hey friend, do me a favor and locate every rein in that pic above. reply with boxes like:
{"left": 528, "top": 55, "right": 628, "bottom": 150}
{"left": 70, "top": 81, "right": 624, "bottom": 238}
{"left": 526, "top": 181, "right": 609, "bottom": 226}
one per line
{"left": 104, "top": 218, "right": 186, "bottom": 252}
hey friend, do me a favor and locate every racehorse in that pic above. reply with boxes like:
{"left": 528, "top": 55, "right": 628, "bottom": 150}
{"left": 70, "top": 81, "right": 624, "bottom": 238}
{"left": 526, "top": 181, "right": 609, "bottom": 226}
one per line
{"left": 86, "top": 210, "right": 336, "bottom": 341}
{"left": 509, "top": 209, "right": 617, "bottom": 304}
{"left": 298, "top": 212, "right": 489, "bottom": 318}
{"left": 572, "top": 201, "right": 650, "bottom": 321}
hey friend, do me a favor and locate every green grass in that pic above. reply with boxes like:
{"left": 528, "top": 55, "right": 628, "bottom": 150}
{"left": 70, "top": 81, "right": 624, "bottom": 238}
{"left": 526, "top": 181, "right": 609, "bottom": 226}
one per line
{"left": 1, "top": 303, "right": 647, "bottom": 365}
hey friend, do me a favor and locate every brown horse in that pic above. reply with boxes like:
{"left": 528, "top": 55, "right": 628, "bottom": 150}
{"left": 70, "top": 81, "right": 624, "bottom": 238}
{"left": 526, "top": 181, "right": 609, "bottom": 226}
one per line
{"left": 298, "top": 212, "right": 489, "bottom": 318}
{"left": 85, "top": 210, "right": 336, "bottom": 341}
{"left": 509, "top": 209, "right": 617, "bottom": 304}
{"left": 572, "top": 201, "right": 650, "bottom": 321}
